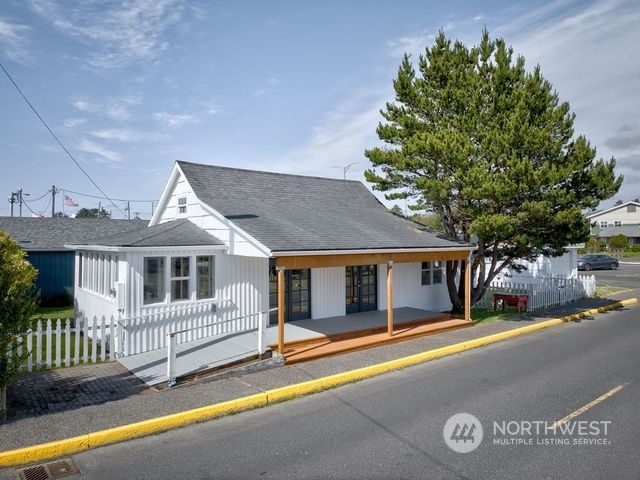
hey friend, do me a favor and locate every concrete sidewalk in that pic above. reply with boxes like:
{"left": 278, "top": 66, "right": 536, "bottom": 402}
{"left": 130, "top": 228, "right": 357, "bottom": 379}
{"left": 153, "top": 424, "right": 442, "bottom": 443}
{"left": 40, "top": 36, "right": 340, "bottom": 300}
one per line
{"left": 1, "top": 291, "right": 637, "bottom": 454}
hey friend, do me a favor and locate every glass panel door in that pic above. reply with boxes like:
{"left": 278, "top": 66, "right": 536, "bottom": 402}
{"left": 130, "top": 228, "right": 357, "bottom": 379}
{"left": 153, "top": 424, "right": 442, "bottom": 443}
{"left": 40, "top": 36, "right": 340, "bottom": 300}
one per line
{"left": 345, "top": 265, "right": 377, "bottom": 314}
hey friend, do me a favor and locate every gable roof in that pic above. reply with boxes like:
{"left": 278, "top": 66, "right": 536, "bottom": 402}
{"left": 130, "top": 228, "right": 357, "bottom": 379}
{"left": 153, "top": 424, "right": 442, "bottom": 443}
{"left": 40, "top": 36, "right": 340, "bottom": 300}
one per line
{"left": 68, "top": 219, "right": 224, "bottom": 248}
{"left": 177, "top": 161, "right": 471, "bottom": 253}
{"left": 586, "top": 201, "right": 640, "bottom": 219}
{"left": 0, "top": 217, "right": 148, "bottom": 251}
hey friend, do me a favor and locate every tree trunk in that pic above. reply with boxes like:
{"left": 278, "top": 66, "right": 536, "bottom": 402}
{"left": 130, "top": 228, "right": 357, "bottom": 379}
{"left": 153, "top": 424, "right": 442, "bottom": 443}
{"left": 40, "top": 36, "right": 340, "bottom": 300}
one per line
{"left": 0, "top": 385, "right": 7, "bottom": 422}
{"left": 446, "top": 260, "right": 465, "bottom": 315}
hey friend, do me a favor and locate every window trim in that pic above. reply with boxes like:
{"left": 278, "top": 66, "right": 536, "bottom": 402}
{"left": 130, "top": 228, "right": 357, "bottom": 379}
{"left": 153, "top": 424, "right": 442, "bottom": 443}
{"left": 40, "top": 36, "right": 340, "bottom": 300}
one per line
{"left": 196, "top": 255, "right": 215, "bottom": 300}
{"left": 170, "top": 256, "right": 190, "bottom": 302}
{"left": 143, "top": 256, "right": 166, "bottom": 305}
{"left": 421, "top": 261, "right": 443, "bottom": 286}
{"left": 177, "top": 196, "right": 187, "bottom": 214}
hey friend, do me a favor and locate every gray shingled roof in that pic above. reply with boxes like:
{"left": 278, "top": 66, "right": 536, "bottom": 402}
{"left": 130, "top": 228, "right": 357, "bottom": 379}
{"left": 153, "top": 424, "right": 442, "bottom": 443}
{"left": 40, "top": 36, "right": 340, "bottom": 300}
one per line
{"left": 72, "top": 219, "right": 224, "bottom": 247}
{"left": 178, "top": 161, "right": 472, "bottom": 252}
{"left": 597, "top": 225, "right": 640, "bottom": 238}
{"left": 0, "top": 217, "right": 148, "bottom": 251}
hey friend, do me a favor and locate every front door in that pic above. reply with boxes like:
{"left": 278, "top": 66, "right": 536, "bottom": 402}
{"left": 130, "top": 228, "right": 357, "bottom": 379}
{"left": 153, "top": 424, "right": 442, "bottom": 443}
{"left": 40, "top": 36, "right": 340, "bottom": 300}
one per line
{"left": 345, "top": 265, "right": 377, "bottom": 314}
{"left": 269, "top": 263, "right": 311, "bottom": 324}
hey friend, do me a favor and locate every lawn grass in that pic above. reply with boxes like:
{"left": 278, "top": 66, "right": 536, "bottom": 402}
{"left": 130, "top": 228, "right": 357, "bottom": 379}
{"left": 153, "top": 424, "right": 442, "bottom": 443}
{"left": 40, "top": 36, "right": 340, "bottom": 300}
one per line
{"left": 25, "top": 305, "right": 102, "bottom": 369}
{"left": 471, "top": 308, "right": 519, "bottom": 325}
{"left": 595, "top": 284, "right": 630, "bottom": 297}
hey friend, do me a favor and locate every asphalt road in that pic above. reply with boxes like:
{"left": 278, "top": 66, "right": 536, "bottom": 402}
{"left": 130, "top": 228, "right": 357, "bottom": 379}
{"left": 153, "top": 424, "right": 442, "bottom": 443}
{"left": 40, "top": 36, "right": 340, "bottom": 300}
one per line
{"left": 12, "top": 302, "right": 637, "bottom": 480}
{"left": 587, "top": 262, "right": 640, "bottom": 289}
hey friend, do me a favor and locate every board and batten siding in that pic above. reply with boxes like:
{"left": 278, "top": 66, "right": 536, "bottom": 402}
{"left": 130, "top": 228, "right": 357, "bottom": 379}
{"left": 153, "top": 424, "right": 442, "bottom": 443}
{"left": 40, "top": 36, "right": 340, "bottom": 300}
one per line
{"left": 377, "top": 262, "right": 452, "bottom": 312}
{"left": 125, "top": 249, "right": 268, "bottom": 326}
{"left": 311, "top": 267, "right": 346, "bottom": 319}
{"left": 493, "top": 249, "right": 579, "bottom": 284}
{"left": 156, "top": 172, "right": 268, "bottom": 258}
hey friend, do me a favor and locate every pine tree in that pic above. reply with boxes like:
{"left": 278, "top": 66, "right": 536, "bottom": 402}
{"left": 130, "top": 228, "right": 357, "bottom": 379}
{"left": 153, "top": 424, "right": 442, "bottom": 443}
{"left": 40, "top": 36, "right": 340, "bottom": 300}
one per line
{"left": 365, "top": 30, "right": 622, "bottom": 313}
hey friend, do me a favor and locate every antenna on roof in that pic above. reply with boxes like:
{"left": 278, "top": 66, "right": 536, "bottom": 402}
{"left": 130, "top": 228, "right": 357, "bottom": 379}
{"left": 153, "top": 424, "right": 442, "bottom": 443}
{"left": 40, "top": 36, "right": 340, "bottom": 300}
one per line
{"left": 332, "top": 162, "right": 359, "bottom": 180}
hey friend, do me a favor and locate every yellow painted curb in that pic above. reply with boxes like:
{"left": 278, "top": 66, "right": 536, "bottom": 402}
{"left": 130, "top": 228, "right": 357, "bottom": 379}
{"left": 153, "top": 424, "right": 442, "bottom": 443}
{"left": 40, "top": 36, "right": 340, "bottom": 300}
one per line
{"left": 1, "top": 297, "right": 636, "bottom": 468}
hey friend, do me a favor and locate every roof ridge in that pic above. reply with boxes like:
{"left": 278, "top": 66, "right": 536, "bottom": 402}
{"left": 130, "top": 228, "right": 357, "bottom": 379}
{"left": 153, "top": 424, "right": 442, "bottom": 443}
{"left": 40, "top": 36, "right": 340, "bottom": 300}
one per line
{"left": 177, "top": 160, "right": 363, "bottom": 184}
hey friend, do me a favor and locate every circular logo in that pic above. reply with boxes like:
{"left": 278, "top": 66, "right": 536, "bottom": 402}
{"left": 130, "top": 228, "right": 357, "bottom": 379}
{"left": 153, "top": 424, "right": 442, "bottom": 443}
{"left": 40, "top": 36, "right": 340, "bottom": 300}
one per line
{"left": 443, "top": 413, "right": 483, "bottom": 453}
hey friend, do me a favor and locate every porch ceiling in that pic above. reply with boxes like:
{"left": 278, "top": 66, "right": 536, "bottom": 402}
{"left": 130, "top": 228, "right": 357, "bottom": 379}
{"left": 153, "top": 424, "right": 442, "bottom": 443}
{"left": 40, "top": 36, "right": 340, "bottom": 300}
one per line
{"left": 275, "top": 249, "right": 470, "bottom": 269}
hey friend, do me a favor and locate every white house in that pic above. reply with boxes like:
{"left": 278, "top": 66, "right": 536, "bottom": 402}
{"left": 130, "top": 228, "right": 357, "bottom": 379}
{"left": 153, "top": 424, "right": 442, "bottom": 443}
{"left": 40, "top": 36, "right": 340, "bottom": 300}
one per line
{"left": 69, "top": 161, "right": 474, "bottom": 357}
{"left": 586, "top": 201, "right": 640, "bottom": 243}
{"left": 492, "top": 246, "right": 581, "bottom": 284}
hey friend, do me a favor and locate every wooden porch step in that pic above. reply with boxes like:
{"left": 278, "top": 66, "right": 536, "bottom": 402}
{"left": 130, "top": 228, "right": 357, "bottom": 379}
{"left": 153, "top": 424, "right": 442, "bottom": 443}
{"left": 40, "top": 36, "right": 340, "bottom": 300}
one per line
{"left": 280, "top": 317, "right": 472, "bottom": 365}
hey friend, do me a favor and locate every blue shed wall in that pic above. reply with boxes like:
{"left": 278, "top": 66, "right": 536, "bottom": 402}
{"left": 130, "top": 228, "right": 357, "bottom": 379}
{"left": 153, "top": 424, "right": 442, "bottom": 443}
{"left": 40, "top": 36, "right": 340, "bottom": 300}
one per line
{"left": 27, "top": 251, "right": 74, "bottom": 302}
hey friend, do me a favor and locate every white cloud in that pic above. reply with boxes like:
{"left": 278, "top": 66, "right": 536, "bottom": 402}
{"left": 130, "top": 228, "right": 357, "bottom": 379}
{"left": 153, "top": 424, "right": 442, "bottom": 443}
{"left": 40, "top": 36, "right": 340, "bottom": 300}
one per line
{"left": 78, "top": 138, "right": 122, "bottom": 162}
{"left": 0, "top": 17, "right": 32, "bottom": 61}
{"left": 387, "top": 34, "right": 431, "bottom": 59}
{"left": 152, "top": 111, "right": 194, "bottom": 127}
{"left": 27, "top": 0, "right": 187, "bottom": 68}
{"left": 91, "top": 128, "right": 166, "bottom": 142}
{"left": 63, "top": 117, "right": 86, "bottom": 128}
{"left": 72, "top": 96, "right": 140, "bottom": 120}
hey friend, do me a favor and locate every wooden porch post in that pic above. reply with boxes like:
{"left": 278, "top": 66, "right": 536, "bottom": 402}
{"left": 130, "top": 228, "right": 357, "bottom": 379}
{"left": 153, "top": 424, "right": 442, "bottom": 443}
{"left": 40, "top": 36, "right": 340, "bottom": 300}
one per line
{"left": 464, "top": 257, "right": 471, "bottom": 322}
{"left": 387, "top": 260, "right": 394, "bottom": 336}
{"left": 277, "top": 266, "right": 285, "bottom": 355}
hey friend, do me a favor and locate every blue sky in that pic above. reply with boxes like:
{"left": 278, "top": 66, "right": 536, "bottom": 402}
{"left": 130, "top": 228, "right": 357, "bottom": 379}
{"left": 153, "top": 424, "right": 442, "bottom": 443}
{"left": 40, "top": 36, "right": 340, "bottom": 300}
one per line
{"left": 0, "top": 0, "right": 638, "bottom": 218}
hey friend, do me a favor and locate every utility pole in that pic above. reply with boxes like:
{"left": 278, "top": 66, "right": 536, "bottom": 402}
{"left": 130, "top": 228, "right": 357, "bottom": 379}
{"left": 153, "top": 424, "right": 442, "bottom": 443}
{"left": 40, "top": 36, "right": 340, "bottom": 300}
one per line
{"left": 8, "top": 192, "right": 17, "bottom": 217}
{"left": 98, "top": 201, "right": 101, "bottom": 218}
{"left": 126, "top": 201, "right": 131, "bottom": 220}
{"left": 333, "top": 162, "right": 359, "bottom": 180}
{"left": 17, "top": 188, "right": 28, "bottom": 217}
{"left": 51, "top": 185, "right": 58, "bottom": 217}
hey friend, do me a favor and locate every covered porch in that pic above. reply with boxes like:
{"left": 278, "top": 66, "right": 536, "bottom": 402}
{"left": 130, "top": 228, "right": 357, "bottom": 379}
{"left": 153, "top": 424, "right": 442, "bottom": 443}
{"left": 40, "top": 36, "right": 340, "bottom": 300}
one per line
{"left": 118, "top": 306, "right": 470, "bottom": 386}
{"left": 273, "top": 248, "right": 473, "bottom": 355}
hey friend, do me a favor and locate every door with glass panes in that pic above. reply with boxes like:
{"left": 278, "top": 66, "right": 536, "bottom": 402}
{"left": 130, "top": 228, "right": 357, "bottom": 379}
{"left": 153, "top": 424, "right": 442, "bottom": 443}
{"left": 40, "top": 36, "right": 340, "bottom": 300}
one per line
{"left": 269, "top": 264, "right": 311, "bottom": 324}
{"left": 345, "top": 265, "right": 377, "bottom": 314}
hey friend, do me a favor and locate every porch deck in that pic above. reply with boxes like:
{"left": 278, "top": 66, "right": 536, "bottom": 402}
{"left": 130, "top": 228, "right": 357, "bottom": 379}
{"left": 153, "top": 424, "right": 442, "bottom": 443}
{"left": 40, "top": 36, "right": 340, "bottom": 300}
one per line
{"left": 118, "top": 307, "right": 469, "bottom": 387}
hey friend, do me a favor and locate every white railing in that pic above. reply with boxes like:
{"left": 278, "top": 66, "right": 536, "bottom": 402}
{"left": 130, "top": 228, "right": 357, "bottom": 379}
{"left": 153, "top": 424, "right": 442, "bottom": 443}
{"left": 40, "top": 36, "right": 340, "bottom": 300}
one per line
{"left": 474, "top": 274, "right": 596, "bottom": 312}
{"left": 12, "top": 316, "right": 116, "bottom": 373}
{"left": 117, "top": 299, "right": 265, "bottom": 356}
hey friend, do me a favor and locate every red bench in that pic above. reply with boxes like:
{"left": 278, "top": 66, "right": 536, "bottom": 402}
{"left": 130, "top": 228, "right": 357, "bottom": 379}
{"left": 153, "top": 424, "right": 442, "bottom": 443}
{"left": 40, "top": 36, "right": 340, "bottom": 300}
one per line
{"left": 493, "top": 293, "right": 528, "bottom": 313}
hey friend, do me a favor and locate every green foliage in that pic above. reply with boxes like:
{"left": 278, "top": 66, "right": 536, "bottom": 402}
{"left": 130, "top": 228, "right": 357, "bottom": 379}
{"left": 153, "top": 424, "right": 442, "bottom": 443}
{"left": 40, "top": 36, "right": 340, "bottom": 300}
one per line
{"left": 625, "top": 244, "right": 640, "bottom": 253}
{"left": 365, "top": 29, "right": 622, "bottom": 312}
{"left": 389, "top": 205, "right": 404, "bottom": 216}
{"left": 412, "top": 213, "right": 444, "bottom": 232}
{"left": 609, "top": 234, "right": 628, "bottom": 251}
{"left": 76, "top": 207, "right": 111, "bottom": 219}
{"left": 0, "top": 230, "right": 38, "bottom": 389}
{"left": 585, "top": 237, "right": 601, "bottom": 253}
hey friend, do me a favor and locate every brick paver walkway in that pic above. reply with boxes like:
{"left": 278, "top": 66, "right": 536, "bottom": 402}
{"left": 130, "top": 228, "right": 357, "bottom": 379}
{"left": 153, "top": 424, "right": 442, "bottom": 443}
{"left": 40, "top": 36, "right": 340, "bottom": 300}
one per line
{"left": 7, "top": 362, "right": 149, "bottom": 419}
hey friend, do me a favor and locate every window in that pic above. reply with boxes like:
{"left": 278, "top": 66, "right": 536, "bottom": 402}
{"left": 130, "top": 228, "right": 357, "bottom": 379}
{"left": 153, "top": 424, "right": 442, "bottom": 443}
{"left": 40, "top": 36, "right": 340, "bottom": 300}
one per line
{"left": 614, "top": 220, "right": 622, "bottom": 227}
{"left": 171, "top": 256, "right": 190, "bottom": 301}
{"left": 178, "top": 196, "right": 187, "bottom": 214}
{"left": 196, "top": 256, "right": 214, "bottom": 299}
{"left": 421, "top": 261, "right": 443, "bottom": 285}
{"left": 600, "top": 221, "right": 608, "bottom": 228}
{"left": 144, "top": 257, "right": 165, "bottom": 304}
{"left": 628, "top": 204, "right": 637, "bottom": 213}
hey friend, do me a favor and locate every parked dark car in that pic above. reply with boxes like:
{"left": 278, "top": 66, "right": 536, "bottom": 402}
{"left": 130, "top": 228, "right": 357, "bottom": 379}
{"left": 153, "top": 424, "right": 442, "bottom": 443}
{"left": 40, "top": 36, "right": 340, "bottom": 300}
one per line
{"left": 577, "top": 254, "right": 619, "bottom": 271}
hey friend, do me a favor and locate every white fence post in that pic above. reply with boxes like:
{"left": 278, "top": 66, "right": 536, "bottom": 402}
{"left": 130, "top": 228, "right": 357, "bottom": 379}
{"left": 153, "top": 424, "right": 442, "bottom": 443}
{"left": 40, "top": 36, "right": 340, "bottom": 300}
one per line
{"left": 167, "top": 332, "right": 177, "bottom": 388}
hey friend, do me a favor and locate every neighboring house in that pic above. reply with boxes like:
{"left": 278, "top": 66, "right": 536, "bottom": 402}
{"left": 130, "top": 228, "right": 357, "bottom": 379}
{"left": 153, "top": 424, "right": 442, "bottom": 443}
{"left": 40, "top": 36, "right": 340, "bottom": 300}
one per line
{"left": 69, "top": 161, "right": 474, "bottom": 356}
{"left": 0, "top": 217, "right": 147, "bottom": 303}
{"left": 586, "top": 201, "right": 640, "bottom": 240}
{"left": 597, "top": 225, "right": 640, "bottom": 246}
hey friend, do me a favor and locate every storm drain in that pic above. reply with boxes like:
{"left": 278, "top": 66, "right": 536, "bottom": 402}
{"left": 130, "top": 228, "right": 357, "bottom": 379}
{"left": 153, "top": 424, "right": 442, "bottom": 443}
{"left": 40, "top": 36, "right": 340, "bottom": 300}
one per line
{"left": 17, "top": 459, "right": 79, "bottom": 480}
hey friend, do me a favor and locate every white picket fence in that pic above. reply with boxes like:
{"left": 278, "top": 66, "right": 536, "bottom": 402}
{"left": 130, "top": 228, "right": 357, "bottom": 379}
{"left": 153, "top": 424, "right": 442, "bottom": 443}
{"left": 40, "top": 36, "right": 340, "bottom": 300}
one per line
{"left": 474, "top": 274, "right": 596, "bottom": 312}
{"left": 14, "top": 316, "right": 115, "bottom": 373}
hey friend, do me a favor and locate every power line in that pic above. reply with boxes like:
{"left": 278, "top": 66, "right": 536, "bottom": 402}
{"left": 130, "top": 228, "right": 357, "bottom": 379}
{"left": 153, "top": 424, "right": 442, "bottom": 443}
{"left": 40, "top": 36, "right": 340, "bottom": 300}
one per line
{"left": 61, "top": 188, "right": 155, "bottom": 203}
{"left": 0, "top": 61, "right": 126, "bottom": 217}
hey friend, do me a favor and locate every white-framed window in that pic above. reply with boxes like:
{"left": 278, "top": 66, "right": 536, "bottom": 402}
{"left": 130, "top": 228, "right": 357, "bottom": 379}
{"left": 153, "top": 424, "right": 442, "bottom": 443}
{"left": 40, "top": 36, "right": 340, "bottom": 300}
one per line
{"left": 144, "top": 257, "right": 165, "bottom": 304}
{"left": 171, "top": 256, "right": 190, "bottom": 301}
{"left": 600, "top": 221, "right": 608, "bottom": 228}
{"left": 614, "top": 220, "right": 622, "bottom": 227}
{"left": 421, "top": 261, "right": 443, "bottom": 285}
{"left": 177, "top": 196, "right": 187, "bottom": 214}
{"left": 196, "top": 256, "right": 215, "bottom": 299}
